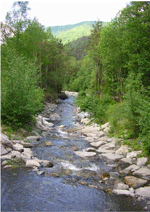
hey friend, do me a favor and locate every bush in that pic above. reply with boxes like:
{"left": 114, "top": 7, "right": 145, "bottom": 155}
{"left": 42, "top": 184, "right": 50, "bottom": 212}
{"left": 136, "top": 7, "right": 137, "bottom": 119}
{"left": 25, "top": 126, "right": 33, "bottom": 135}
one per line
{"left": 1, "top": 46, "right": 44, "bottom": 127}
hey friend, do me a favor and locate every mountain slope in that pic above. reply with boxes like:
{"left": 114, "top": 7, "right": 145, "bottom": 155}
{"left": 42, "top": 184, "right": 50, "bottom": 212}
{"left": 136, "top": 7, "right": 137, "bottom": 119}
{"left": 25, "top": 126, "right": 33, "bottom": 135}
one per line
{"left": 56, "top": 24, "right": 92, "bottom": 44}
{"left": 50, "top": 21, "right": 95, "bottom": 35}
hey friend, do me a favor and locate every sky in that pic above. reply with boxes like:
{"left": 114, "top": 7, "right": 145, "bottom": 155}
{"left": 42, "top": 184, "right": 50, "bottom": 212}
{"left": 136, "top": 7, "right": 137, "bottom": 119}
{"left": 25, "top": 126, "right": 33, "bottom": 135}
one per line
{"left": 0, "top": 1, "right": 130, "bottom": 27}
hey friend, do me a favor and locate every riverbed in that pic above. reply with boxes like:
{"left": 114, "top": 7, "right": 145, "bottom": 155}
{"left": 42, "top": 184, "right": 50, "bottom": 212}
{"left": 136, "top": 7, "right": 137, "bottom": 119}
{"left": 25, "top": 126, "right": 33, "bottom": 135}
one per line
{"left": 1, "top": 94, "right": 146, "bottom": 211}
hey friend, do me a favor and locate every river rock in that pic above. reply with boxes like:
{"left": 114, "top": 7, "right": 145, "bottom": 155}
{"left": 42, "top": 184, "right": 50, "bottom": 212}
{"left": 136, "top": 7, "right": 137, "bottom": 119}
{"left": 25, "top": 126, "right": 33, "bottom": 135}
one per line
{"left": 133, "top": 167, "right": 150, "bottom": 180}
{"left": 81, "top": 118, "right": 91, "bottom": 125}
{"left": 120, "top": 165, "right": 140, "bottom": 174}
{"left": 22, "top": 142, "right": 34, "bottom": 148}
{"left": 50, "top": 113, "right": 61, "bottom": 121}
{"left": 11, "top": 151, "right": 22, "bottom": 159}
{"left": 75, "top": 150, "right": 96, "bottom": 157}
{"left": 100, "top": 153, "right": 122, "bottom": 161}
{"left": 137, "top": 157, "right": 148, "bottom": 167}
{"left": 26, "top": 160, "right": 40, "bottom": 168}
{"left": 12, "top": 143, "right": 24, "bottom": 152}
{"left": 124, "top": 176, "right": 147, "bottom": 188}
{"left": 114, "top": 183, "right": 129, "bottom": 190}
{"left": 116, "top": 145, "right": 129, "bottom": 155}
{"left": 1, "top": 145, "right": 9, "bottom": 156}
{"left": 101, "top": 122, "right": 110, "bottom": 133}
{"left": 98, "top": 143, "right": 116, "bottom": 150}
{"left": 43, "top": 119, "right": 54, "bottom": 127}
{"left": 90, "top": 140, "right": 107, "bottom": 148}
{"left": 112, "top": 189, "right": 134, "bottom": 197}
{"left": 26, "top": 136, "right": 40, "bottom": 142}
{"left": 135, "top": 186, "right": 150, "bottom": 199}
{"left": 120, "top": 157, "right": 132, "bottom": 165}
{"left": 0, "top": 153, "right": 12, "bottom": 161}
{"left": 21, "top": 153, "right": 32, "bottom": 162}
{"left": 1, "top": 133, "right": 12, "bottom": 148}
{"left": 37, "top": 170, "right": 45, "bottom": 175}
{"left": 40, "top": 160, "right": 53, "bottom": 167}
{"left": 126, "top": 151, "right": 142, "bottom": 159}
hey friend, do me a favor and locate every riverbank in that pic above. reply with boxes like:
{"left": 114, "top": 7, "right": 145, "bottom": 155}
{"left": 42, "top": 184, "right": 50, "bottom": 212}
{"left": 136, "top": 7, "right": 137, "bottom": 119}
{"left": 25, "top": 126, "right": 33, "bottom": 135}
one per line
{"left": 1, "top": 91, "right": 150, "bottom": 210}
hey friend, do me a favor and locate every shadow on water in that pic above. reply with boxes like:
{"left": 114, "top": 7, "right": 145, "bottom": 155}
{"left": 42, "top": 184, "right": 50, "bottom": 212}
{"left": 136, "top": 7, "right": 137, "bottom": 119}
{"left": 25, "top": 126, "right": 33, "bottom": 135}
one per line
{"left": 1, "top": 95, "right": 146, "bottom": 211}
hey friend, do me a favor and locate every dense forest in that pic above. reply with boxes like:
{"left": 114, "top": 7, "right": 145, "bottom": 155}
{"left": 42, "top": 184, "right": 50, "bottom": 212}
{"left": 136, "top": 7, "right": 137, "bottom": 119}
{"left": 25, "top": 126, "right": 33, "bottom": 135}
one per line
{"left": 65, "top": 2, "right": 150, "bottom": 155}
{"left": 1, "top": 1, "right": 150, "bottom": 155}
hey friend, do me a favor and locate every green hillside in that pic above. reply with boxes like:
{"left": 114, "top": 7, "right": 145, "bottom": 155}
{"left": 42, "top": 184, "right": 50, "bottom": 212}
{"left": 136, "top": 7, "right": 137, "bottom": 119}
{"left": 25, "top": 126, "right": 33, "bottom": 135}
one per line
{"left": 56, "top": 24, "right": 92, "bottom": 44}
{"left": 50, "top": 21, "right": 95, "bottom": 35}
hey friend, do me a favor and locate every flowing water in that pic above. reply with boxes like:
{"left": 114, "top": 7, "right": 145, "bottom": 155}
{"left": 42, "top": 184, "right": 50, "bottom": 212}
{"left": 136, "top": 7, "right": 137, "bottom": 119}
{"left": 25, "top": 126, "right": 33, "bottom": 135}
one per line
{"left": 1, "top": 96, "right": 146, "bottom": 211}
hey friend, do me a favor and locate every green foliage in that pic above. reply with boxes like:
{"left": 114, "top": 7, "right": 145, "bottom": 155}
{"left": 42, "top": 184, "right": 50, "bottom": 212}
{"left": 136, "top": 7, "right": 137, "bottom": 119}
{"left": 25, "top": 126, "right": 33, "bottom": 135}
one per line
{"left": 50, "top": 21, "right": 95, "bottom": 35}
{"left": 56, "top": 24, "right": 92, "bottom": 44}
{"left": 1, "top": 46, "right": 44, "bottom": 127}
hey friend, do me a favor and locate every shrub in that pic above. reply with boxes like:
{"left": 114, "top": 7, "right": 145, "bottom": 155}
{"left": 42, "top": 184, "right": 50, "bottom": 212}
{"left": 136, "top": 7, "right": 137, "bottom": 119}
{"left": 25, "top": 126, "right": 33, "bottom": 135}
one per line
{"left": 1, "top": 46, "right": 44, "bottom": 127}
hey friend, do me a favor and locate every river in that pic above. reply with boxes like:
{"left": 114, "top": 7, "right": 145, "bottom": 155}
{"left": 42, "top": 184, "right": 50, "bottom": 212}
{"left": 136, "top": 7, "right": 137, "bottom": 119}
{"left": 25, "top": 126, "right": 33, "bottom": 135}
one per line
{"left": 1, "top": 95, "right": 146, "bottom": 211}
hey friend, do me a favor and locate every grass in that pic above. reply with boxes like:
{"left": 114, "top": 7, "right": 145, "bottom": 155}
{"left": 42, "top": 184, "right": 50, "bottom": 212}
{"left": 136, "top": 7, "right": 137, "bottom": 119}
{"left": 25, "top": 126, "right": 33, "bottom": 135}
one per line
{"left": 6, "top": 158, "right": 25, "bottom": 169}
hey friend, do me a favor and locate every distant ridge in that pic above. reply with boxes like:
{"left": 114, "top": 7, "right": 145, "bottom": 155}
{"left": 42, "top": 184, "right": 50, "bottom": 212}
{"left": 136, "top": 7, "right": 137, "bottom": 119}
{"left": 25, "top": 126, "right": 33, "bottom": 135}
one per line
{"left": 50, "top": 21, "right": 95, "bottom": 35}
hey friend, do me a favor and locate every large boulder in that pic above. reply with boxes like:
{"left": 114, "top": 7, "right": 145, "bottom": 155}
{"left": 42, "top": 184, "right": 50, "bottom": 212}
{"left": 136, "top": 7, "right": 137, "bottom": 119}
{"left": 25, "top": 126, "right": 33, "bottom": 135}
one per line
{"left": 133, "top": 167, "right": 150, "bottom": 180}
{"left": 100, "top": 153, "right": 122, "bottom": 161}
{"left": 120, "top": 165, "right": 140, "bottom": 174}
{"left": 26, "top": 160, "right": 40, "bottom": 168}
{"left": 135, "top": 186, "right": 150, "bottom": 199}
{"left": 12, "top": 143, "right": 24, "bottom": 152}
{"left": 137, "top": 157, "right": 148, "bottom": 167}
{"left": 1, "top": 133, "right": 12, "bottom": 148}
{"left": 124, "top": 176, "right": 147, "bottom": 188}
{"left": 1, "top": 145, "right": 9, "bottom": 156}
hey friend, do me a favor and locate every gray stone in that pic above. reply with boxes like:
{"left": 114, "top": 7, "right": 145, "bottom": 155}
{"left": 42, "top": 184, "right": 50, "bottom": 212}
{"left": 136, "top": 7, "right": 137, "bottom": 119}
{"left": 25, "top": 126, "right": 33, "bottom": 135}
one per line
{"left": 37, "top": 170, "right": 45, "bottom": 175}
{"left": 43, "top": 119, "right": 54, "bottom": 127}
{"left": 126, "top": 151, "right": 142, "bottom": 159}
{"left": 81, "top": 118, "right": 91, "bottom": 125}
{"left": 40, "top": 160, "right": 53, "bottom": 167}
{"left": 120, "top": 165, "right": 140, "bottom": 174}
{"left": 135, "top": 186, "right": 150, "bottom": 198}
{"left": 0, "top": 153, "right": 12, "bottom": 161}
{"left": 114, "top": 183, "right": 129, "bottom": 190}
{"left": 112, "top": 189, "right": 134, "bottom": 197}
{"left": 98, "top": 143, "right": 116, "bottom": 150}
{"left": 26, "top": 136, "right": 40, "bottom": 141}
{"left": 22, "top": 142, "right": 34, "bottom": 148}
{"left": 21, "top": 152, "right": 32, "bottom": 162}
{"left": 124, "top": 176, "right": 147, "bottom": 188}
{"left": 12, "top": 143, "right": 24, "bottom": 152}
{"left": 133, "top": 167, "right": 150, "bottom": 180}
{"left": 90, "top": 140, "right": 106, "bottom": 148}
{"left": 50, "top": 113, "right": 61, "bottom": 121}
{"left": 100, "top": 153, "right": 122, "bottom": 161}
{"left": 75, "top": 150, "right": 96, "bottom": 157}
{"left": 116, "top": 145, "right": 129, "bottom": 155}
{"left": 1, "top": 133, "right": 12, "bottom": 148}
{"left": 1, "top": 145, "right": 8, "bottom": 156}
{"left": 137, "top": 157, "right": 148, "bottom": 167}
{"left": 26, "top": 160, "right": 40, "bottom": 168}
{"left": 120, "top": 158, "right": 132, "bottom": 164}
{"left": 11, "top": 151, "right": 21, "bottom": 159}
{"left": 6, "top": 148, "right": 12, "bottom": 153}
